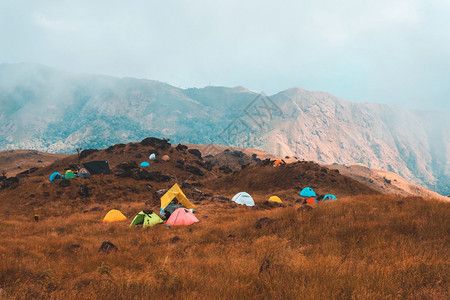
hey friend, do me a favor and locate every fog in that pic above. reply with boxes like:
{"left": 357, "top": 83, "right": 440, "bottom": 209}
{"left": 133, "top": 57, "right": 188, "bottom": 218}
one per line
{"left": 1, "top": 0, "right": 449, "bottom": 112}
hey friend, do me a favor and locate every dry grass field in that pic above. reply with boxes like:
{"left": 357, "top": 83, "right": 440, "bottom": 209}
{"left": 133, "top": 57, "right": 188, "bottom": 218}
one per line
{"left": 0, "top": 140, "right": 448, "bottom": 299}
{"left": 0, "top": 191, "right": 448, "bottom": 299}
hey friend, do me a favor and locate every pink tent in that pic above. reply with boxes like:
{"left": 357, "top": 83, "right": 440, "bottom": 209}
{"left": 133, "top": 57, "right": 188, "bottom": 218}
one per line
{"left": 166, "top": 208, "right": 199, "bottom": 226}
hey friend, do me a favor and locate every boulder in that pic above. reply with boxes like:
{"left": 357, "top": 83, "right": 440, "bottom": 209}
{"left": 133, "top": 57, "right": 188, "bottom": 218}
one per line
{"left": 79, "top": 149, "right": 99, "bottom": 159}
{"left": 185, "top": 165, "right": 204, "bottom": 176}
{"left": 59, "top": 179, "right": 71, "bottom": 187}
{"left": 188, "top": 149, "right": 202, "bottom": 159}
{"left": 140, "top": 137, "right": 171, "bottom": 149}
{"left": 176, "top": 144, "right": 188, "bottom": 151}
{"left": 78, "top": 183, "right": 89, "bottom": 197}
{"left": 98, "top": 241, "right": 118, "bottom": 254}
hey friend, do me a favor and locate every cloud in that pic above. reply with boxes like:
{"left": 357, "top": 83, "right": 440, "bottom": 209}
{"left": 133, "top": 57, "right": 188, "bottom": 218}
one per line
{"left": 0, "top": 0, "right": 448, "bottom": 112}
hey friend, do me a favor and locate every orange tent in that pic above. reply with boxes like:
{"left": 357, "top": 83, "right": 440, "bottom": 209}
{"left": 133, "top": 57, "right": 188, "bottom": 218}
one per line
{"left": 273, "top": 159, "right": 285, "bottom": 167}
{"left": 306, "top": 197, "right": 318, "bottom": 204}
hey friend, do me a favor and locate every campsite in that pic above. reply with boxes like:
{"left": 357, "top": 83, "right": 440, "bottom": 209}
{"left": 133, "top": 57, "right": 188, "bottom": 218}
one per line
{"left": 0, "top": 137, "right": 448, "bottom": 299}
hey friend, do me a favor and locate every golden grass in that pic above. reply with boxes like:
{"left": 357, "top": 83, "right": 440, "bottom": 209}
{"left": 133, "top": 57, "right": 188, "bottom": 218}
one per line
{"left": 0, "top": 194, "right": 448, "bottom": 299}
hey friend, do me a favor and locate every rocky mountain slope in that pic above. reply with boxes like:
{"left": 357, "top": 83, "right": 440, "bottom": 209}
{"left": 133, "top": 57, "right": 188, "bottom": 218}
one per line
{"left": 0, "top": 63, "right": 448, "bottom": 194}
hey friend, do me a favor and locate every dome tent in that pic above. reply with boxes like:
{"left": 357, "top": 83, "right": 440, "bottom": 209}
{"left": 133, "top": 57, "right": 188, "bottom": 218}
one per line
{"left": 149, "top": 153, "right": 156, "bottom": 160}
{"left": 299, "top": 187, "right": 316, "bottom": 197}
{"left": 103, "top": 209, "right": 127, "bottom": 222}
{"left": 129, "top": 210, "right": 163, "bottom": 228}
{"left": 323, "top": 194, "right": 337, "bottom": 201}
{"left": 140, "top": 161, "right": 150, "bottom": 167}
{"left": 232, "top": 192, "right": 255, "bottom": 207}
{"left": 268, "top": 196, "right": 282, "bottom": 203}
{"left": 49, "top": 172, "right": 63, "bottom": 182}
{"left": 166, "top": 208, "right": 199, "bottom": 226}
{"left": 65, "top": 170, "right": 76, "bottom": 179}
{"left": 77, "top": 168, "right": 91, "bottom": 178}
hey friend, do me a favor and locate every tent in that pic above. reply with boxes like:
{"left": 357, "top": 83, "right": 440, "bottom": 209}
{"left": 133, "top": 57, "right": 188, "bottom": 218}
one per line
{"left": 273, "top": 159, "right": 285, "bottom": 167}
{"left": 268, "top": 196, "right": 282, "bottom": 203}
{"left": 77, "top": 168, "right": 91, "bottom": 178}
{"left": 232, "top": 192, "right": 255, "bottom": 206}
{"left": 149, "top": 153, "right": 156, "bottom": 160}
{"left": 129, "top": 210, "right": 163, "bottom": 228}
{"left": 140, "top": 161, "right": 150, "bottom": 167}
{"left": 306, "top": 197, "right": 318, "bottom": 204}
{"left": 166, "top": 208, "right": 199, "bottom": 226}
{"left": 161, "top": 155, "right": 170, "bottom": 162}
{"left": 83, "top": 161, "right": 111, "bottom": 175}
{"left": 160, "top": 183, "right": 196, "bottom": 211}
{"left": 159, "top": 203, "right": 183, "bottom": 217}
{"left": 300, "top": 187, "right": 316, "bottom": 197}
{"left": 323, "top": 194, "right": 337, "bottom": 201}
{"left": 103, "top": 209, "right": 127, "bottom": 222}
{"left": 49, "top": 172, "right": 63, "bottom": 182}
{"left": 65, "top": 170, "right": 76, "bottom": 179}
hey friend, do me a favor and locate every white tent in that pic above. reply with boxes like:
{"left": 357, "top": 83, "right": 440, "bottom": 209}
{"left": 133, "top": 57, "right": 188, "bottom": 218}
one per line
{"left": 231, "top": 192, "right": 255, "bottom": 207}
{"left": 149, "top": 153, "right": 156, "bottom": 160}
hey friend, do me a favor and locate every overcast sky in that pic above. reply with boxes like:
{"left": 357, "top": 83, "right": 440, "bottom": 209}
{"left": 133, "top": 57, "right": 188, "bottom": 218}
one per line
{"left": 1, "top": 0, "right": 449, "bottom": 112}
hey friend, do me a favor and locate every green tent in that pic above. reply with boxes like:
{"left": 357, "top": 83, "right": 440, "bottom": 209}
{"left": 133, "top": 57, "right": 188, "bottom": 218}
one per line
{"left": 129, "top": 210, "right": 163, "bottom": 228}
{"left": 65, "top": 170, "right": 76, "bottom": 179}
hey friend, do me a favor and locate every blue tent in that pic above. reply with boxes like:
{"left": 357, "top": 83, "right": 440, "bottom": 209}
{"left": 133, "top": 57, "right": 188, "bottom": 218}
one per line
{"left": 323, "top": 194, "right": 337, "bottom": 201}
{"left": 299, "top": 187, "right": 316, "bottom": 197}
{"left": 49, "top": 172, "right": 64, "bottom": 182}
{"left": 140, "top": 161, "right": 150, "bottom": 167}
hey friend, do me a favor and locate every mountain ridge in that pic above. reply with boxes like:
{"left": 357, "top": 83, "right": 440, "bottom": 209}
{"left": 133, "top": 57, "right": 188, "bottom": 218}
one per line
{"left": 0, "top": 63, "right": 448, "bottom": 194}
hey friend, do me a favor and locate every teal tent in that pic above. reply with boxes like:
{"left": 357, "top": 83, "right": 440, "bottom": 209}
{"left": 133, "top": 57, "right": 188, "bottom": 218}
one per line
{"left": 323, "top": 194, "right": 337, "bottom": 201}
{"left": 49, "top": 172, "right": 63, "bottom": 182}
{"left": 140, "top": 161, "right": 150, "bottom": 167}
{"left": 300, "top": 187, "right": 316, "bottom": 197}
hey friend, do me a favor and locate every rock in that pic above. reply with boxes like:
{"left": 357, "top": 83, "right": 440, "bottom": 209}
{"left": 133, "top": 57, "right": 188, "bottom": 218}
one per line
{"left": 185, "top": 165, "right": 204, "bottom": 176}
{"left": 255, "top": 217, "right": 273, "bottom": 229}
{"left": 232, "top": 150, "right": 245, "bottom": 158}
{"left": 154, "top": 189, "right": 168, "bottom": 200}
{"left": 188, "top": 149, "right": 202, "bottom": 159}
{"left": 1, "top": 177, "right": 19, "bottom": 189}
{"left": 59, "top": 179, "right": 71, "bottom": 187}
{"left": 219, "top": 165, "right": 233, "bottom": 174}
{"left": 211, "top": 195, "right": 230, "bottom": 201}
{"left": 98, "top": 241, "right": 118, "bottom": 254}
{"left": 140, "top": 137, "right": 171, "bottom": 149}
{"left": 79, "top": 149, "right": 98, "bottom": 159}
{"left": 170, "top": 236, "right": 180, "bottom": 243}
{"left": 90, "top": 206, "right": 104, "bottom": 212}
{"left": 176, "top": 144, "right": 188, "bottom": 151}
{"left": 79, "top": 183, "right": 89, "bottom": 197}
{"left": 259, "top": 259, "right": 270, "bottom": 273}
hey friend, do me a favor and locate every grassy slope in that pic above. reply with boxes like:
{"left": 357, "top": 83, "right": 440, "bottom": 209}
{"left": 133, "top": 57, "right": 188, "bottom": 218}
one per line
{"left": 0, "top": 192, "right": 448, "bottom": 299}
{"left": 0, "top": 142, "right": 448, "bottom": 299}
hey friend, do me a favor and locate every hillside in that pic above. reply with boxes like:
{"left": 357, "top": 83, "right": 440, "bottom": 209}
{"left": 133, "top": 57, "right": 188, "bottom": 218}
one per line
{"left": 0, "top": 149, "right": 68, "bottom": 177}
{"left": 0, "top": 138, "right": 448, "bottom": 299}
{"left": 0, "top": 63, "right": 448, "bottom": 195}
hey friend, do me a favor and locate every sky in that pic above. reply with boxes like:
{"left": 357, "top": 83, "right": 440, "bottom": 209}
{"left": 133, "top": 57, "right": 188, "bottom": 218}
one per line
{"left": 1, "top": 0, "right": 449, "bottom": 112}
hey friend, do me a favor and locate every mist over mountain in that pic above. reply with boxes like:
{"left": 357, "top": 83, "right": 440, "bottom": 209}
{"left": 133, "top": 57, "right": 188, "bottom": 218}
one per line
{"left": 0, "top": 63, "right": 448, "bottom": 194}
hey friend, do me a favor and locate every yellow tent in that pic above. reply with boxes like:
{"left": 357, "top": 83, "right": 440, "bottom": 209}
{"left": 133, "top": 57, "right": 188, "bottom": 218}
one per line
{"left": 268, "top": 196, "right": 282, "bottom": 203}
{"left": 160, "top": 183, "right": 196, "bottom": 210}
{"left": 103, "top": 209, "right": 127, "bottom": 222}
